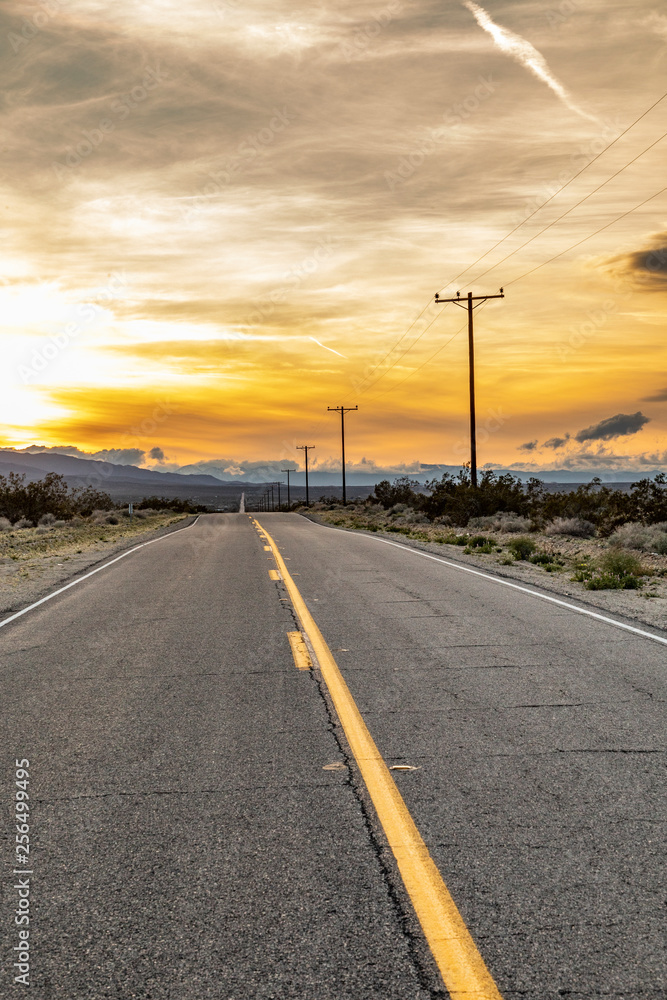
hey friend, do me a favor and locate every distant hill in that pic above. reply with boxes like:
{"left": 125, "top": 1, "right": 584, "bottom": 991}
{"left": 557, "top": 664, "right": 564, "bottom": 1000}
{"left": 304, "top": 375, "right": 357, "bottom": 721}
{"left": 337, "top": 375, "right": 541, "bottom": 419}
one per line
{"left": 0, "top": 450, "right": 233, "bottom": 487}
{"left": 1, "top": 450, "right": 661, "bottom": 493}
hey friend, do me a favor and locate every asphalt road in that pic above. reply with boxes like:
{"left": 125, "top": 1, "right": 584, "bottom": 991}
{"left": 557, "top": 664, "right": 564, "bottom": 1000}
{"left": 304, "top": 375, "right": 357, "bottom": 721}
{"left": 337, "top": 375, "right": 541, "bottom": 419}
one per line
{"left": 1, "top": 513, "right": 665, "bottom": 999}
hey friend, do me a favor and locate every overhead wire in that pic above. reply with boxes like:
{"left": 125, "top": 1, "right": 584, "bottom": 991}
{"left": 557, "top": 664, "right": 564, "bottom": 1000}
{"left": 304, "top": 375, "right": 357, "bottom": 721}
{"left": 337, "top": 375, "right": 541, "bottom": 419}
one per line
{"left": 436, "top": 88, "right": 667, "bottom": 293}
{"left": 350, "top": 89, "right": 667, "bottom": 397}
{"left": 462, "top": 127, "right": 667, "bottom": 288}
{"left": 506, "top": 180, "right": 667, "bottom": 286}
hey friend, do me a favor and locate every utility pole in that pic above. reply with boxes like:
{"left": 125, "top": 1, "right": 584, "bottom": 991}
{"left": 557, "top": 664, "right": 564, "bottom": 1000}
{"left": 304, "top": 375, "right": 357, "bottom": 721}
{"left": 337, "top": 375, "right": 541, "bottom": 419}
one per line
{"left": 269, "top": 485, "right": 275, "bottom": 511}
{"left": 327, "top": 406, "right": 358, "bottom": 505}
{"left": 297, "top": 445, "right": 315, "bottom": 506}
{"left": 276, "top": 481, "right": 281, "bottom": 509}
{"left": 281, "top": 468, "right": 294, "bottom": 506}
{"left": 434, "top": 288, "right": 504, "bottom": 488}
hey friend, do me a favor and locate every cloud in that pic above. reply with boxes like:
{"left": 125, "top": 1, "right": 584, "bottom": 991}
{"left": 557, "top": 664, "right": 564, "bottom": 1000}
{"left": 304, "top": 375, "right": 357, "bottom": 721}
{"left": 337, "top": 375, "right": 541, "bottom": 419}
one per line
{"left": 518, "top": 439, "right": 538, "bottom": 451}
{"left": 462, "top": 1, "right": 599, "bottom": 122}
{"left": 148, "top": 446, "right": 166, "bottom": 461}
{"left": 89, "top": 448, "right": 147, "bottom": 465}
{"left": 543, "top": 434, "right": 570, "bottom": 449}
{"left": 600, "top": 231, "right": 667, "bottom": 290}
{"left": 642, "top": 387, "right": 667, "bottom": 402}
{"left": 574, "top": 412, "right": 650, "bottom": 443}
{"left": 643, "top": 11, "right": 667, "bottom": 41}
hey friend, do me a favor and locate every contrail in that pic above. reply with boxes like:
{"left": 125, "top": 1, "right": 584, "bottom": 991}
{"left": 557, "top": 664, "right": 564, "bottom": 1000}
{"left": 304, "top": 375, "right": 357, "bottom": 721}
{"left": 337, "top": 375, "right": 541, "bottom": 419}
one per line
{"left": 309, "top": 336, "right": 347, "bottom": 359}
{"left": 463, "top": 1, "right": 599, "bottom": 123}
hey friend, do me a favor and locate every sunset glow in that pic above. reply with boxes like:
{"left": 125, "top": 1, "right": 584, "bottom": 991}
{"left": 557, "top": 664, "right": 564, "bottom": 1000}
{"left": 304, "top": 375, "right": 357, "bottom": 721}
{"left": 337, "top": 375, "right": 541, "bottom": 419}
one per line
{"left": 2, "top": 0, "right": 667, "bottom": 476}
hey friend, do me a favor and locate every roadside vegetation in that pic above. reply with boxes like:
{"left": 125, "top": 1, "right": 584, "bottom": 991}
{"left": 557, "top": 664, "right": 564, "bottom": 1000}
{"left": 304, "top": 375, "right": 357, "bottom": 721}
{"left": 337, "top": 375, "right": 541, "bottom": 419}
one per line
{"left": 301, "top": 469, "right": 667, "bottom": 595}
{"left": 0, "top": 474, "right": 200, "bottom": 597}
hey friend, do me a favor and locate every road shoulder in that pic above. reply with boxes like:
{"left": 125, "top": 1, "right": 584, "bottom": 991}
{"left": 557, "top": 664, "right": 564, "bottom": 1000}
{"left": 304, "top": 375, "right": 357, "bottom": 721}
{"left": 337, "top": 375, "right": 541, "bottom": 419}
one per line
{"left": 301, "top": 511, "right": 667, "bottom": 634}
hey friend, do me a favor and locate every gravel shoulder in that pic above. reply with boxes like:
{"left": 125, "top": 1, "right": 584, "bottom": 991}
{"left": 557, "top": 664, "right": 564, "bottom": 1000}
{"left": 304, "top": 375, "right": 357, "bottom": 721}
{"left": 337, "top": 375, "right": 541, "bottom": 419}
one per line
{"left": 303, "top": 510, "right": 667, "bottom": 633}
{"left": 0, "top": 513, "right": 196, "bottom": 616}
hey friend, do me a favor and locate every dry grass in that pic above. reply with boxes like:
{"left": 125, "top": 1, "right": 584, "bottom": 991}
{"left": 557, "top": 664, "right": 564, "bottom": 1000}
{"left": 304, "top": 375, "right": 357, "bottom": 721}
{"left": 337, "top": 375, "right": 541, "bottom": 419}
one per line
{"left": 0, "top": 513, "right": 186, "bottom": 605}
{"left": 307, "top": 505, "right": 667, "bottom": 607}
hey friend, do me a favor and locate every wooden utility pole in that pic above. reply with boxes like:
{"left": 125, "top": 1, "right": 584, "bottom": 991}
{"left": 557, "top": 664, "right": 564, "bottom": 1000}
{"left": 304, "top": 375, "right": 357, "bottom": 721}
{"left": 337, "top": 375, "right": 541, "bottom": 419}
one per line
{"left": 297, "top": 445, "right": 315, "bottom": 506}
{"left": 327, "top": 405, "right": 358, "bottom": 505}
{"left": 434, "top": 289, "right": 504, "bottom": 487}
{"left": 281, "top": 468, "right": 294, "bottom": 506}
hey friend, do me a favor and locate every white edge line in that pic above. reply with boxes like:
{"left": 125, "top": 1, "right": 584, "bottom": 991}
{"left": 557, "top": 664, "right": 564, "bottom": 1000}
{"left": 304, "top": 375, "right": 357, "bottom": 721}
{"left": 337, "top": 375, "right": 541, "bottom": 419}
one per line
{"left": 0, "top": 516, "right": 200, "bottom": 631}
{"left": 363, "top": 532, "right": 667, "bottom": 648}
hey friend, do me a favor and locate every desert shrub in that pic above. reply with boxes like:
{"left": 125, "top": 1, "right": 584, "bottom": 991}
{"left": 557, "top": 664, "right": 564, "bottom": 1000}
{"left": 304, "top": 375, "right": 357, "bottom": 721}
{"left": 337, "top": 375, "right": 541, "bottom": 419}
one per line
{"left": 467, "top": 516, "right": 497, "bottom": 530}
{"left": 52, "top": 519, "right": 68, "bottom": 527}
{"left": 0, "top": 516, "right": 12, "bottom": 531}
{"left": 38, "top": 512, "right": 57, "bottom": 526}
{"left": 497, "top": 513, "right": 532, "bottom": 533}
{"left": 105, "top": 515, "right": 120, "bottom": 525}
{"left": 468, "top": 534, "right": 497, "bottom": 548}
{"left": 545, "top": 517, "right": 596, "bottom": 538}
{"left": 36, "top": 526, "right": 50, "bottom": 535}
{"left": 15, "top": 518, "right": 34, "bottom": 529}
{"left": 610, "top": 521, "right": 667, "bottom": 554}
{"left": 373, "top": 477, "right": 422, "bottom": 509}
{"left": 601, "top": 549, "right": 643, "bottom": 577}
{"left": 573, "top": 548, "right": 645, "bottom": 589}
{"left": 402, "top": 510, "right": 429, "bottom": 524}
{"left": 422, "top": 469, "right": 529, "bottom": 525}
{"left": 508, "top": 536, "right": 536, "bottom": 560}
{"left": 136, "top": 496, "right": 209, "bottom": 514}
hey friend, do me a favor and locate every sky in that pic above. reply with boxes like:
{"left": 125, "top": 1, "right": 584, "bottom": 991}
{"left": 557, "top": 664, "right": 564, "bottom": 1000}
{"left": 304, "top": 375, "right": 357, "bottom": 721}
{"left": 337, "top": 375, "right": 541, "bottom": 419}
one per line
{"left": 2, "top": 0, "right": 667, "bottom": 478}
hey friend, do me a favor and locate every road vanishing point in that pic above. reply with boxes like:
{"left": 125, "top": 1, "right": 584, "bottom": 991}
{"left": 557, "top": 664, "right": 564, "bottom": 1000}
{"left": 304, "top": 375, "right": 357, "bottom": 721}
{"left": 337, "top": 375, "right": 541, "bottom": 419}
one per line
{"left": 1, "top": 512, "right": 665, "bottom": 999}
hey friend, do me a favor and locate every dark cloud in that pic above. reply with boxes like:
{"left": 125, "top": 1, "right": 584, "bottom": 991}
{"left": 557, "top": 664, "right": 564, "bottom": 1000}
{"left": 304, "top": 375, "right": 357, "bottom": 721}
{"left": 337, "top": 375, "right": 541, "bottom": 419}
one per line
{"left": 600, "top": 231, "right": 667, "bottom": 290}
{"left": 149, "top": 446, "right": 166, "bottom": 461}
{"left": 642, "top": 387, "right": 667, "bottom": 402}
{"left": 11, "top": 444, "right": 147, "bottom": 465}
{"left": 574, "top": 412, "right": 650, "bottom": 443}
{"left": 543, "top": 435, "right": 569, "bottom": 449}
{"left": 518, "top": 439, "right": 537, "bottom": 451}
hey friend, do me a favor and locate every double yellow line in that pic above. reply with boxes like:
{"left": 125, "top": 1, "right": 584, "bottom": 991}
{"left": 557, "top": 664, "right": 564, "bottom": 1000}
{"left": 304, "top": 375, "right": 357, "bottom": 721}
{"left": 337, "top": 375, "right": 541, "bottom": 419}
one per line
{"left": 254, "top": 517, "right": 504, "bottom": 1000}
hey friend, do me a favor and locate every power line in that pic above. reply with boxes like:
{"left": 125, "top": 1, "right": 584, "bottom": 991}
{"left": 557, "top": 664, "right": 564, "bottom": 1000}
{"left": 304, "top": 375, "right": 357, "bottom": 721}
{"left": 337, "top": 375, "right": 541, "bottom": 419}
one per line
{"left": 363, "top": 122, "right": 667, "bottom": 398}
{"left": 464, "top": 127, "right": 667, "bottom": 288}
{"left": 347, "top": 90, "right": 667, "bottom": 397}
{"left": 437, "top": 88, "right": 667, "bottom": 293}
{"left": 352, "top": 309, "right": 445, "bottom": 398}
{"left": 433, "top": 290, "right": 504, "bottom": 487}
{"left": 296, "top": 445, "right": 315, "bottom": 506}
{"left": 507, "top": 180, "right": 667, "bottom": 287}
{"left": 327, "top": 406, "right": 358, "bottom": 505}
{"left": 344, "top": 300, "right": 436, "bottom": 397}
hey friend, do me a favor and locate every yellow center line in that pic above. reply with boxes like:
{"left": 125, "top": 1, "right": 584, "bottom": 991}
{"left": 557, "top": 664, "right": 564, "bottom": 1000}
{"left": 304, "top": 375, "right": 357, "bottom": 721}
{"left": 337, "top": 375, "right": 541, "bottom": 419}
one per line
{"left": 268, "top": 569, "right": 281, "bottom": 581}
{"left": 287, "top": 631, "right": 313, "bottom": 671}
{"left": 252, "top": 516, "right": 503, "bottom": 1000}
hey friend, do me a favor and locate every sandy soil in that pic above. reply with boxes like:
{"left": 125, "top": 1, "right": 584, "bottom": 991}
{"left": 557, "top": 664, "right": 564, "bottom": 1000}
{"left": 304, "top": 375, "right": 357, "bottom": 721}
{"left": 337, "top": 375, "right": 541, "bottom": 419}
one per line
{"left": 0, "top": 513, "right": 195, "bottom": 616}
{"left": 306, "top": 509, "right": 667, "bottom": 633}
